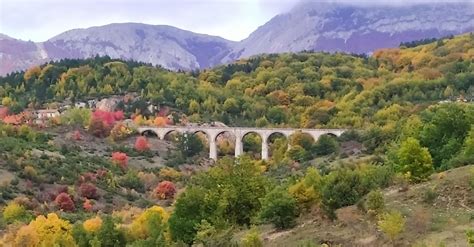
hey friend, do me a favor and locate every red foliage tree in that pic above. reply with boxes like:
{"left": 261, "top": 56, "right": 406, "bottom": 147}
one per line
{"left": 134, "top": 136, "right": 150, "bottom": 152}
{"left": 88, "top": 117, "right": 110, "bottom": 138}
{"left": 111, "top": 152, "right": 128, "bottom": 170}
{"left": 83, "top": 199, "right": 93, "bottom": 212}
{"left": 155, "top": 181, "right": 176, "bottom": 199}
{"left": 79, "top": 183, "right": 98, "bottom": 199}
{"left": 55, "top": 192, "right": 75, "bottom": 211}
{"left": 92, "top": 110, "right": 124, "bottom": 127}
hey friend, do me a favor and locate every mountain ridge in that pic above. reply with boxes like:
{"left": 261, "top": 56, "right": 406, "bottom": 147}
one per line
{"left": 1, "top": 2, "right": 473, "bottom": 75}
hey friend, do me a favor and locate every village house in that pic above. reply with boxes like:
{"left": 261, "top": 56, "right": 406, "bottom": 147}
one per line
{"left": 35, "top": 109, "right": 60, "bottom": 120}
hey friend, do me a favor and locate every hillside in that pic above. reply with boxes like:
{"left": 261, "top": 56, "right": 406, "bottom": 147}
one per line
{"left": 1, "top": 2, "right": 473, "bottom": 75}
{"left": 261, "top": 165, "right": 474, "bottom": 246}
{"left": 0, "top": 34, "right": 473, "bottom": 246}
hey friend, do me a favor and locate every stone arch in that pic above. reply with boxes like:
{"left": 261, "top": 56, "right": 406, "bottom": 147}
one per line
{"left": 241, "top": 131, "right": 263, "bottom": 159}
{"left": 288, "top": 131, "right": 315, "bottom": 150}
{"left": 141, "top": 129, "right": 158, "bottom": 138}
{"left": 192, "top": 130, "right": 210, "bottom": 150}
{"left": 214, "top": 130, "right": 236, "bottom": 158}
{"left": 267, "top": 132, "right": 289, "bottom": 159}
{"left": 163, "top": 129, "right": 182, "bottom": 141}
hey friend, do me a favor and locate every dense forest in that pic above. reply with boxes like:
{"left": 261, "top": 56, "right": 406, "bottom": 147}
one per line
{"left": 0, "top": 33, "right": 473, "bottom": 246}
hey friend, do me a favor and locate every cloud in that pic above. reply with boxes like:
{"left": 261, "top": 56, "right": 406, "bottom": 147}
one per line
{"left": 0, "top": 0, "right": 471, "bottom": 42}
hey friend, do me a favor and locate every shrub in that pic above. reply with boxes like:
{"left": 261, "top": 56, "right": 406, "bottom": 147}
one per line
{"left": 88, "top": 116, "right": 111, "bottom": 138}
{"left": 55, "top": 192, "right": 75, "bottom": 212}
{"left": 119, "top": 171, "right": 145, "bottom": 193}
{"left": 111, "top": 152, "right": 128, "bottom": 170}
{"left": 2, "top": 202, "right": 30, "bottom": 223}
{"left": 378, "top": 211, "right": 405, "bottom": 242}
{"left": 80, "top": 183, "right": 98, "bottom": 199}
{"left": 286, "top": 145, "right": 309, "bottom": 162}
{"left": 259, "top": 187, "right": 299, "bottom": 229}
{"left": 155, "top": 181, "right": 177, "bottom": 200}
{"left": 109, "top": 122, "right": 134, "bottom": 141}
{"left": 467, "top": 229, "right": 474, "bottom": 245}
{"left": 422, "top": 186, "right": 438, "bottom": 204}
{"left": 365, "top": 190, "right": 384, "bottom": 214}
{"left": 83, "top": 216, "right": 103, "bottom": 233}
{"left": 194, "top": 220, "right": 235, "bottom": 247}
{"left": 134, "top": 136, "right": 150, "bottom": 152}
{"left": 241, "top": 226, "right": 263, "bottom": 247}
{"left": 321, "top": 169, "right": 363, "bottom": 219}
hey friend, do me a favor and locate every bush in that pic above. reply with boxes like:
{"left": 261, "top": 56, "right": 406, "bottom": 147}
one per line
{"left": 378, "top": 211, "right": 405, "bottom": 242}
{"left": 321, "top": 169, "right": 363, "bottom": 219}
{"left": 259, "top": 187, "right": 299, "bottom": 229}
{"left": 111, "top": 152, "right": 128, "bottom": 170}
{"left": 55, "top": 193, "right": 75, "bottom": 212}
{"left": 80, "top": 183, "right": 98, "bottom": 199}
{"left": 421, "top": 187, "right": 438, "bottom": 205}
{"left": 119, "top": 171, "right": 145, "bottom": 193}
{"left": 2, "top": 202, "right": 31, "bottom": 223}
{"left": 286, "top": 145, "right": 310, "bottom": 162}
{"left": 241, "top": 226, "right": 263, "bottom": 247}
{"left": 155, "top": 181, "right": 177, "bottom": 200}
{"left": 466, "top": 229, "right": 474, "bottom": 245}
{"left": 365, "top": 190, "right": 384, "bottom": 214}
{"left": 134, "top": 136, "right": 150, "bottom": 152}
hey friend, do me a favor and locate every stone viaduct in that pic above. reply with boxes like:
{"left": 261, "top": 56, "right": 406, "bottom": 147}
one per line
{"left": 137, "top": 126, "right": 347, "bottom": 160}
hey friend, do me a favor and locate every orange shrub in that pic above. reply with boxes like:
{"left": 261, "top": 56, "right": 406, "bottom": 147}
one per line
{"left": 111, "top": 152, "right": 128, "bottom": 170}
{"left": 155, "top": 181, "right": 176, "bottom": 199}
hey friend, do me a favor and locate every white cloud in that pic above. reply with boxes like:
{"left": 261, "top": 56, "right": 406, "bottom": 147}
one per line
{"left": 0, "top": 0, "right": 471, "bottom": 41}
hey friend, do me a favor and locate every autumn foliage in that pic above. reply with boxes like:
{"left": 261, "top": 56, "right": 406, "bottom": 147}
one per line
{"left": 88, "top": 110, "right": 124, "bottom": 137}
{"left": 155, "top": 181, "right": 176, "bottom": 199}
{"left": 79, "top": 183, "right": 98, "bottom": 199}
{"left": 54, "top": 193, "right": 75, "bottom": 212}
{"left": 111, "top": 152, "right": 128, "bottom": 170}
{"left": 134, "top": 136, "right": 150, "bottom": 152}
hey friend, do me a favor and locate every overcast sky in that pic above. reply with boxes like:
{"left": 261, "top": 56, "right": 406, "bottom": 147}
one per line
{"left": 0, "top": 0, "right": 471, "bottom": 42}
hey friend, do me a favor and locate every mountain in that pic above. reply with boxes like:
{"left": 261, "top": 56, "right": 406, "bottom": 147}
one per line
{"left": 1, "top": 2, "right": 473, "bottom": 75}
{"left": 223, "top": 2, "right": 474, "bottom": 61}
{"left": 0, "top": 23, "right": 235, "bottom": 75}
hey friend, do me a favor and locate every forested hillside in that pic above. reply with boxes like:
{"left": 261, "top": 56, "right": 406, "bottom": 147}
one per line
{"left": 1, "top": 33, "right": 473, "bottom": 128}
{"left": 0, "top": 33, "right": 473, "bottom": 246}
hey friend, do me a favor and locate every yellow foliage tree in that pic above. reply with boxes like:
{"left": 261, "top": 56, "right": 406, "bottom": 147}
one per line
{"left": 83, "top": 216, "right": 103, "bottom": 233}
{"left": 2, "top": 202, "right": 28, "bottom": 223}
{"left": 129, "top": 206, "right": 169, "bottom": 240}
{"left": 14, "top": 225, "right": 39, "bottom": 247}
{"left": 28, "top": 213, "right": 75, "bottom": 247}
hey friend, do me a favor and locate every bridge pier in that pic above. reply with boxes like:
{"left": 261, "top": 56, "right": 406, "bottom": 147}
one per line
{"left": 261, "top": 137, "right": 269, "bottom": 160}
{"left": 209, "top": 138, "right": 217, "bottom": 160}
{"left": 235, "top": 135, "right": 243, "bottom": 157}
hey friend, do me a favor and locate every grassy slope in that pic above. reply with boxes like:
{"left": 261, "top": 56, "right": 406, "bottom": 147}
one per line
{"left": 260, "top": 165, "right": 474, "bottom": 247}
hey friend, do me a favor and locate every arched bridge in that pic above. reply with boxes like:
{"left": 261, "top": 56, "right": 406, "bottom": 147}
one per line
{"left": 137, "top": 126, "right": 347, "bottom": 160}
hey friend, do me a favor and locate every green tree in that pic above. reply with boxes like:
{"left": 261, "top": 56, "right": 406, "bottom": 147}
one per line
{"left": 312, "top": 135, "right": 339, "bottom": 156}
{"left": 96, "top": 216, "right": 126, "bottom": 247}
{"left": 397, "top": 137, "right": 433, "bottom": 182}
{"left": 259, "top": 187, "right": 299, "bottom": 229}
{"left": 176, "top": 133, "right": 204, "bottom": 157}
{"left": 419, "top": 103, "right": 471, "bottom": 168}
